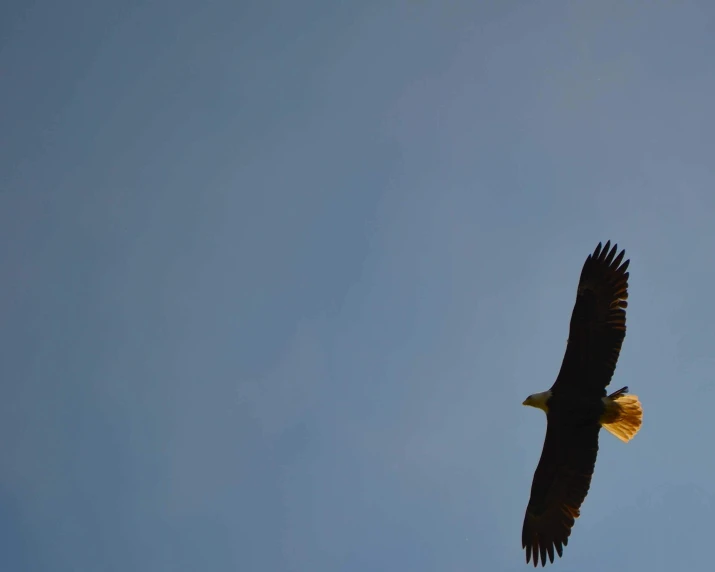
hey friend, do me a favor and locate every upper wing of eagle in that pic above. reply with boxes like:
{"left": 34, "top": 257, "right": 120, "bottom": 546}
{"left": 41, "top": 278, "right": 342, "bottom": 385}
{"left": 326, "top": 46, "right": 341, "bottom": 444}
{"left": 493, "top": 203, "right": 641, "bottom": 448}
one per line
{"left": 522, "top": 421, "right": 600, "bottom": 567}
{"left": 551, "top": 241, "right": 630, "bottom": 396}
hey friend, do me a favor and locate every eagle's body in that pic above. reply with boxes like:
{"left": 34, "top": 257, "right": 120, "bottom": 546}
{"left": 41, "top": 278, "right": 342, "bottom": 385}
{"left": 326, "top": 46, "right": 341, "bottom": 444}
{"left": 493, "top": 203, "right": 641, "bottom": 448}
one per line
{"left": 522, "top": 241, "right": 642, "bottom": 567}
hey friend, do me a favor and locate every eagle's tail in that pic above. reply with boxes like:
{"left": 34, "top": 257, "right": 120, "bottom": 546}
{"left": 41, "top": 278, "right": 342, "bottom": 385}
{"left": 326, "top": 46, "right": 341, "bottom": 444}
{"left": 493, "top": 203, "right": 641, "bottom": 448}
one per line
{"left": 601, "top": 386, "right": 643, "bottom": 443}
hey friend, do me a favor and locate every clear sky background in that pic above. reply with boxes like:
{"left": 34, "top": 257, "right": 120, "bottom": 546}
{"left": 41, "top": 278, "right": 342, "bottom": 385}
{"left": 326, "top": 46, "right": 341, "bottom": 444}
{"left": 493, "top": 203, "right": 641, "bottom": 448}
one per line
{"left": 3, "top": 1, "right": 715, "bottom": 571}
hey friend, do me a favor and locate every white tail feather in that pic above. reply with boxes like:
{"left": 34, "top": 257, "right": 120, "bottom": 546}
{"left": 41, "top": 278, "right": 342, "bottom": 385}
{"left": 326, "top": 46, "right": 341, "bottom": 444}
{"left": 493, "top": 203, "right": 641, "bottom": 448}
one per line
{"left": 601, "top": 393, "right": 643, "bottom": 443}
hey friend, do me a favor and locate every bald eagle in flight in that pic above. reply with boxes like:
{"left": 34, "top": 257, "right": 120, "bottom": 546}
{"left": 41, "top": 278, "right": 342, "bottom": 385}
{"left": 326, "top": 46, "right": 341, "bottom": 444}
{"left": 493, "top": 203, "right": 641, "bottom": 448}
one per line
{"left": 521, "top": 241, "right": 643, "bottom": 567}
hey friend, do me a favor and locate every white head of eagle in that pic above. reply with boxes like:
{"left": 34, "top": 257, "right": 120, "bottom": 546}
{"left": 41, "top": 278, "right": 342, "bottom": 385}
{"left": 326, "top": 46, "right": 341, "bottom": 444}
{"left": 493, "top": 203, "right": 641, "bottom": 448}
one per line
{"left": 522, "top": 390, "right": 552, "bottom": 413}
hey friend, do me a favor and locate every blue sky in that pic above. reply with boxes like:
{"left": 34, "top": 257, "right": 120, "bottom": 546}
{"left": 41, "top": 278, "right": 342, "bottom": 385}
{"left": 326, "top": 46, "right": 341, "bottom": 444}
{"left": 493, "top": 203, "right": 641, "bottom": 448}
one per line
{"left": 3, "top": 1, "right": 715, "bottom": 570}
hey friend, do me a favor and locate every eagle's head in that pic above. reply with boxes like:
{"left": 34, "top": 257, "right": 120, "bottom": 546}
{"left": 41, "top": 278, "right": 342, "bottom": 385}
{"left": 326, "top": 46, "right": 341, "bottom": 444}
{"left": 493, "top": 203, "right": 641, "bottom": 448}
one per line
{"left": 522, "top": 390, "right": 552, "bottom": 413}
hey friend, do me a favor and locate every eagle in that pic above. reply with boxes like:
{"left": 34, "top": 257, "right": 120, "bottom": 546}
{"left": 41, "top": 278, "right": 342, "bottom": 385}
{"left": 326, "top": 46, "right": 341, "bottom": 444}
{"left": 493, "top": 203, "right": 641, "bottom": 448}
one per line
{"left": 521, "top": 241, "right": 643, "bottom": 567}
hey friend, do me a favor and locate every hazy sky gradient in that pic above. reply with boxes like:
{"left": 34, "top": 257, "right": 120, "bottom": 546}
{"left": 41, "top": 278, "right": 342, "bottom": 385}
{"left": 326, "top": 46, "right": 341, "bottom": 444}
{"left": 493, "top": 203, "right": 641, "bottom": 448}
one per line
{"left": 3, "top": 1, "right": 715, "bottom": 571}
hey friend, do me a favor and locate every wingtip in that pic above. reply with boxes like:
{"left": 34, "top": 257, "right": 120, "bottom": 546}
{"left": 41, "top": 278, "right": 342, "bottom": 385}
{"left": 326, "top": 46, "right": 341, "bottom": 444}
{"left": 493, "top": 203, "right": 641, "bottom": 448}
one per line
{"left": 593, "top": 241, "right": 603, "bottom": 258}
{"left": 589, "top": 241, "right": 630, "bottom": 275}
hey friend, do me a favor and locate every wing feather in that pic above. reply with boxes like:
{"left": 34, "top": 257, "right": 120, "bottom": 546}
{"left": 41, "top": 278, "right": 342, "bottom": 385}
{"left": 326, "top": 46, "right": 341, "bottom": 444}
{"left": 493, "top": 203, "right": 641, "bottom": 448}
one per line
{"left": 522, "top": 421, "right": 600, "bottom": 567}
{"left": 551, "top": 241, "right": 630, "bottom": 396}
